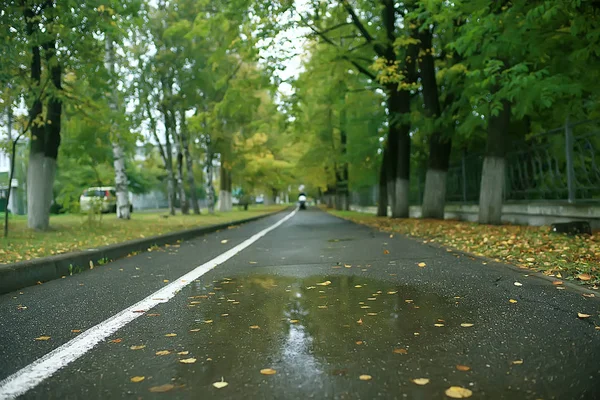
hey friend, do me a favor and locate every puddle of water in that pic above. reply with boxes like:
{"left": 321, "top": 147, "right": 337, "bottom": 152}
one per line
{"left": 166, "top": 274, "right": 473, "bottom": 397}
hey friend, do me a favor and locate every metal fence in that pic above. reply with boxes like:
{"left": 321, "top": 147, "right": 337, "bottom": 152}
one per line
{"left": 352, "top": 119, "right": 600, "bottom": 207}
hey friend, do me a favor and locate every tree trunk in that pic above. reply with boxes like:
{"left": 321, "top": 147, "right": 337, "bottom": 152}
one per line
{"left": 147, "top": 103, "right": 175, "bottom": 216}
{"left": 419, "top": 28, "right": 451, "bottom": 219}
{"left": 105, "top": 35, "right": 130, "bottom": 220}
{"left": 205, "top": 148, "right": 215, "bottom": 214}
{"left": 218, "top": 159, "right": 232, "bottom": 212}
{"left": 162, "top": 109, "right": 176, "bottom": 216}
{"left": 377, "top": 149, "right": 388, "bottom": 217}
{"left": 176, "top": 150, "right": 189, "bottom": 214}
{"left": 337, "top": 102, "right": 350, "bottom": 211}
{"left": 28, "top": 33, "right": 62, "bottom": 230}
{"left": 479, "top": 100, "right": 511, "bottom": 224}
{"left": 180, "top": 111, "right": 199, "bottom": 214}
{"left": 387, "top": 87, "right": 411, "bottom": 218}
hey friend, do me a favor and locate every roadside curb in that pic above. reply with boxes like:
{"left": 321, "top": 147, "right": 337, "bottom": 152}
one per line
{"left": 0, "top": 209, "right": 287, "bottom": 295}
{"left": 325, "top": 209, "right": 599, "bottom": 298}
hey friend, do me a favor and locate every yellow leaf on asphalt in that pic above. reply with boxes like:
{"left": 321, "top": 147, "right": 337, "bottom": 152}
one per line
{"left": 412, "top": 378, "right": 429, "bottom": 385}
{"left": 434, "top": 323, "right": 445, "bottom": 327}
{"left": 460, "top": 323, "right": 474, "bottom": 328}
{"left": 130, "top": 345, "right": 146, "bottom": 350}
{"left": 290, "top": 319, "right": 299, "bottom": 323}
{"left": 165, "top": 333, "right": 177, "bottom": 337}
{"left": 367, "top": 312, "right": 378, "bottom": 316}
{"left": 509, "top": 299, "right": 518, "bottom": 303}
{"left": 89, "top": 261, "right": 94, "bottom": 270}
{"left": 553, "top": 281, "right": 563, "bottom": 286}
{"left": 578, "top": 273, "right": 592, "bottom": 281}
{"left": 445, "top": 386, "right": 472, "bottom": 398}
{"left": 204, "top": 320, "right": 213, "bottom": 324}
{"left": 163, "top": 280, "right": 169, "bottom": 283}
{"left": 250, "top": 325, "right": 260, "bottom": 329}
{"left": 260, "top": 368, "right": 277, "bottom": 375}
{"left": 155, "top": 350, "right": 171, "bottom": 356}
{"left": 387, "top": 291, "right": 397, "bottom": 295}
{"left": 418, "top": 262, "right": 426, "bottom": 267}
{"left": 367, "top": 297, "right": 376, "bottom": 301}
{"left": 179, "top": 358, "right": 197, "bottom": 364}
{"left": 354, "top": 285, "right": 362, "bottom": 288}
{"left": 514, "top": 282, "right": 523, "bottom": 287}
{"left": 578, "top": 313, "right": 591, "bottom": 318}
{"left": 393, "top": 348, "right": 408, "bottom": 354}
{"left": 71, "top": 330, "right": 81, "bottom": 333}
{"left": 130, "top": 376, "right": 145, "bottom": 383}
{"left": 512, "top": 359, "right": 524, "bottom": 365}
{"left": 357, "top": 318, "right": 363, "bottom": 325}
{"left": 110, "top": 338, "right": 123, "bottom": 343}
{"left": 189, "top": 328, "right": 200, "bottom": 332}
{"left": 383, "top": 250, "right": 390, "bottom": 255}
{"left": 249, "top": 261, "right": 257, "bottom": 264}
{"left": 317, "top": 281, "right": 331, "bottom": 286}
{"left": 583, "top": 293, "right": 595, "bottom": 298}
{"left": 149, "top": 384, "right": 174, "bottom": 393}
{"left": 360, "top": 306, "right": 371, "bottom": 309}
{"left": 213, "top": 378, "right": 228, "bottom": 389}
{"left": 359, "top": 374, "right": 372, "bottom": 381}
{"left": 178, "top": 351, "right": 189, "bottom": 355}
{"left": 318, "top": 305, "right": 328, "bottom": 309}
{"left": 344, "top": 264, "right": 352, "bottom": 268}
{"left": 221, "top": 240, "right": 228, "bottom": 244}
{"left": 355, "top": 340, "right": 363, "bottom": 345}
{"left": 35, "top": 336, "right": 51, "bottom": 341}
{"left": 456, "top": 365, "right": 470, "bottom": 371}
{"left": 147, "top": 313, "right": 160, "bottom": 317}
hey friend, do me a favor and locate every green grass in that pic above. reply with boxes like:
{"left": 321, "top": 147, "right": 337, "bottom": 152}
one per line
{"left": 0, "top": 205, "right": 286, "bottom": 264}
{"left": 328, "top": 209, "right": 600, "bottom": 285}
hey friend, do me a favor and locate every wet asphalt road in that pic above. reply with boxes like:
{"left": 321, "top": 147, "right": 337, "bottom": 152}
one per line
{"left": 1, "top": 208, "right": 600, "bottom": 400}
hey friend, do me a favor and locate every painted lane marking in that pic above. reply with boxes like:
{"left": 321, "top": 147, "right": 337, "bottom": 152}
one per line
{"left": 0, "top": 209, "right": 297, "bottom": 400}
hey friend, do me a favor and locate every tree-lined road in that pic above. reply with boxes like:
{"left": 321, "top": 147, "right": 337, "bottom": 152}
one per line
{"left": 1, "top": 209, "right": 599, "bottom": 399}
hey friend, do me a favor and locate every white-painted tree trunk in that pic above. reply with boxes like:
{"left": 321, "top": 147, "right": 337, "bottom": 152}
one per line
{"left": 27, "top": 153, "right": 56, "bottom": 230}
{"left": 421, "top": 169, "right": 448, "bottom": 219}
{"left": 219, "top": 190, "right": 232, "bottom": 212}
{"left": 478, "top": 156, "right": 505, "bottom": 225}
{"left": 112, "top": 141, "right": 130, "bottom": 219}
{"left": 391, "top": 178, "right": 409, "bottom": 218}
{"left": 105, "top": 35, "right": 130, "bottom": 219}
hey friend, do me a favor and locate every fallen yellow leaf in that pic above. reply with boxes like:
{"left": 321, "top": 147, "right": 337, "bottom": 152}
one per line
{"left": 318, "top": 305, "right": 328, "bottom": 309}
{"left": 578, "top": 273, "right": 592, "bottom": 281}
{"left": 434, "top": 323, "right": 445, "bottom": 327}
{"left": 155, "top": 350, "right": 171, "bottom": 356}
{"left": 130, "top": 345, "right": 146, "bottom": 350}
{"left": 165, "top": 333, "right": 177, "bottom": 337}
{"left": 189, "top": 328, "right": 201, "bottom": 332}
{"left": 147, "top": 313, "right": 160, "bottom": 317}
{"left": 509, "top": 299, "right": 518, "bottom": 304}
{"left": 213, "top": 378, "right": 228, "bottom": 389}
{"left": 179, "top": 358, "right": 197, "bottom": 364}
{"left": 355, "top": 340, "right": 363, "bottom": 345}
{"left": 290, "top": 319, "right": 299, "bottom": 323}
{"left": 552, "top": 281, "right": 564, "bottom": 286}
{"left": 163, "top": 280, "right": 169, "bottom": 283}
{"left": 149, "top": 384, "right": 174, "bottom": 393}
{"left": 35, "top": 336, "right": 51, "bottom": 341}
{"left": 204, "top": 320, "right": 213, "bottom": 324}
{"left": 445, "top": 386, "right": 473, "bottom": 398}
{"left": 412, "top": 378, "right": 430, "bottom": 385}
{"left": 110, "top": 338, "right": 123, "bottom": 343}
{"left": 221, "top": 240, "right": 228, "bottom": 244}
{"left": 383, "top": 250, "right": 390, "bottom": 255}
{"left": 71, "top": 330, "right": 81, "bottom": 333}
{"left": 178, "top": 351, "right": 189, "bottom": 355}
{"left": 317, "top": 281, "right": 331, "bottom": 286}
{"left": 344, "top": 264, "right": 352, "bottom": 268}
{"left": 130, "top": 376, "right": 145, "bottom": 383}
{"left": 367, "top": 312, "right": 378, "bottom": 316}
{"left": 357, "top": 318, "right": 363, "bottom": 325}
{"left": 583, "top": 293, "right": 596, "bottom": 298}
{"left": 359, "top": 374, "right": 372, "bottom": 381}
{"left": 578, "top": 313, "right": 591, "bottom": 318}
{"left": 456, "top": 365, "right": 470, "bottom": 371}
{"left": 418, "top": 262, "right": 426, "bottom": 267}
{"left": 387, "top": 291, "right": 397, "bottom": 295}
{"left": 260, "top": 368, "right": 277, "bottom": 375}
{"left": 250, "top": 325, "right": 260, "bottom": 329}
{"left": 460, "top": 323, "right": 474, "bottom": 328}
{"left": 512, "top": 359, "right": 524, "bottom": 365}
{"left": 354, "top": 285, "right": 362, "bottom": 288}
{"left": 393, "top": 348, "right": 408, "bottom": 354}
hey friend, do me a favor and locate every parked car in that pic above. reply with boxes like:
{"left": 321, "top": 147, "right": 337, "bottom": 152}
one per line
{"left": 80, "top": 186, "right": 132, "bottom": 213}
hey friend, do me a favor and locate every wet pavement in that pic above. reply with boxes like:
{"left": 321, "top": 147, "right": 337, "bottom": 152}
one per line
{"left": 1, "top": 208, "right": 600, "bottom": 399}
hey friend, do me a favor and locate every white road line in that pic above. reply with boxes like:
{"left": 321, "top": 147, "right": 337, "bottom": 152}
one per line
{"left": 0, "top": 208, "right": 297, "bottom": 400}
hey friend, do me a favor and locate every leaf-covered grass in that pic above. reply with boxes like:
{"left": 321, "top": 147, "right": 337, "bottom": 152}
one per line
{"left": 328, "top": 209, "right": 600, "bottom": 285}
{"left": 0, "top": 205, "right": 286, "bottom": 264}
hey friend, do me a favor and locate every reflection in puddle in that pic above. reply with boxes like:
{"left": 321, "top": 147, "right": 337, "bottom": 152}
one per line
{"left": 171, "top": 274, "right": 471, "bottom": 397}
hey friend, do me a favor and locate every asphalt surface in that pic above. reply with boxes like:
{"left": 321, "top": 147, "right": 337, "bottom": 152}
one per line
{"left": 1, "top": 208, "right": 599, "bottom": 400}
